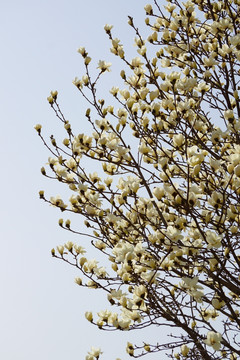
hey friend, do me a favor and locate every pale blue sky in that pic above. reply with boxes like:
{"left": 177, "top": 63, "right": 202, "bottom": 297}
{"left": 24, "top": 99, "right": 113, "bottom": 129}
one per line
{"left": 0, "top": 1, "right": 171, "bottom": 359}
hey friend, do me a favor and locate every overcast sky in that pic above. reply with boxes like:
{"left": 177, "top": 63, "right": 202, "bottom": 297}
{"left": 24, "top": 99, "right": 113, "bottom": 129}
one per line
{"left": 0, "top": 1, "right": 173, "bottom": 359}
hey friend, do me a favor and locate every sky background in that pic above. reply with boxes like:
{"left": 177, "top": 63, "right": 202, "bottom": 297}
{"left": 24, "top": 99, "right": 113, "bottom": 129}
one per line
{"left": 0, "top": 1, "right": 172, "bottom": 359}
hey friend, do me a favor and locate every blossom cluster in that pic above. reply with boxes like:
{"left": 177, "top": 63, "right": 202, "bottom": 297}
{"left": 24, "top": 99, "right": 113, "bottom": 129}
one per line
{"left": 36, "top": 0, "right": 240, "bottom": 359}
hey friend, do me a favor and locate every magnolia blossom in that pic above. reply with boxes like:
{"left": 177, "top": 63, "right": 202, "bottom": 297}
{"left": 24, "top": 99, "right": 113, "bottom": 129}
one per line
{"left": 181, "top": 276, "right": 204, "bottom": 302}
{"left": 204, "top": 331, "right": 222, "bottom": 351}
{"left": 104, "top": 24, "right": 113, "bottom": 32}
{"left": 144, "top": 4, "right": 152, "bottom": 14}
{"left": 77, "top": 46, "right": 86, "bottom": 56}
{"left": 85, "top": 347, "right": 102, "bottom": 360}
{"left": 181, "top": 344, "right": 190, "bottom": 356}
{"left": 97, "top": 60, "right": 111, "bottom": 72}
{"left": 50, "top": 195, "right": 67, "bottom": 209}
{"left": 205, "top": 231, "right": 222, "bottom": 249}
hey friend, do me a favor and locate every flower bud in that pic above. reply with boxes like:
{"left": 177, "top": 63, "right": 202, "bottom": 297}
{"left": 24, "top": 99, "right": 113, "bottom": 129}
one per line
{"left": 181, "top": 345, "right": 190, "bottom": 356}
{"left": 120, "top": 70, "right": 126, "bottom": 79}
{"left": 85, "top": 311, "right": 93, "bottom": 322}
{"left": 144, "top": 344, "right": 150, "bottom": 352}
{"left": 77, "top": 47, "right": 87, "bottom": 57}
{"left": 75, "top": 277, "right": 82, "bottom": 285}
{"left": 39, "top": 190, "right": 44, "bottom": 198}
{"left": 234, "top": 164, "right": 240, "bottom": 177}
{"left": 65, "top": 219, "right": 71, "bottom": 228}
{"left": 34, "top": 124, "right": 42, "bottom": 133}
{"left": 144, "top": 4, "right": 153, "bottom": 14}
{"left": 47, "top": 96, "right": 54, "bottom": 104}
{"left": 51, "top": 90, "right": 58, "bottom": 99}
{"left": 84, "top": 56, "right": 92, "bottom": 65}
{"left": 57, "top": 245, "right": 64, "bottom": 256}
{"left": 41, "top": 167, "right": 46, "bottom": 175}
{"left": 79, "top": 257, "right": 87, "bottom": 266}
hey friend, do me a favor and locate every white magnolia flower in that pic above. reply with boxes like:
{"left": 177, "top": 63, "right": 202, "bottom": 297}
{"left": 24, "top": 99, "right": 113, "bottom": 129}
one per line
{"left": 86, "top": 346, "right": 103, "bottom": 360}
{"left": 144, "top": 4, "right": 153, "bottom": 14}
{"left": 97, "top": 60, "right": 111, "bottom": 72}
{"left": 205, "top": 230, "right": 222, "bottom": 249}
{"left": 204, "top": 331, "right": 222, "bottom": 351}
{"left": 104, "top": 24, "right": 113, "bottom": 32}
{"left": 181, "top": 276, "right": 204, "bottom": 302}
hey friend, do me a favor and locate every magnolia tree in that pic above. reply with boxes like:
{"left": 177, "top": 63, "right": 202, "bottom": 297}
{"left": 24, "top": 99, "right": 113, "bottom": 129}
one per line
{"left": 35, "top": 0, "right": 240, "bottom": 359}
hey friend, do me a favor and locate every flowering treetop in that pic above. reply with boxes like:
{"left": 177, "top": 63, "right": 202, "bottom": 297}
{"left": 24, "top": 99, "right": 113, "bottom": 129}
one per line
{"left": 36, "top": 0, "right": 240, "bottom": 359}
